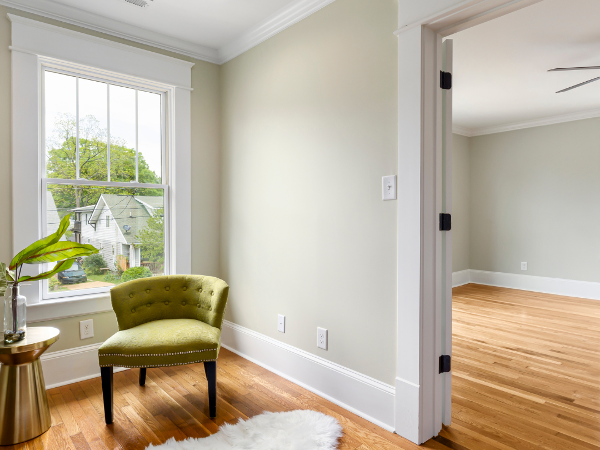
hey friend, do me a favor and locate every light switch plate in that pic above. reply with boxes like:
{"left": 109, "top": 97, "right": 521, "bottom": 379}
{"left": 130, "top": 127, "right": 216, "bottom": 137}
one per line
{"left": 382, "top": 175, "right": 397, "bottom": 200}
{"left": 278, "top": 314, "right": 285, "bottom": 333}
{"left": 80, "top": 319, "right": 94, "bottom": 340}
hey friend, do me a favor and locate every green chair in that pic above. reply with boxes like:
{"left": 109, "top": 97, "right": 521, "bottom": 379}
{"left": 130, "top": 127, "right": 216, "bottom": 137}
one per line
{"left": 98, "top": 275, "right": 229, "bottom": 424}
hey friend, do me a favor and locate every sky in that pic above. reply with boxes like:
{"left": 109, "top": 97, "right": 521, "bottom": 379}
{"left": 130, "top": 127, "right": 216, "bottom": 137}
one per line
{"left": 44, "top": 70, "right": 163, "bottom": 181}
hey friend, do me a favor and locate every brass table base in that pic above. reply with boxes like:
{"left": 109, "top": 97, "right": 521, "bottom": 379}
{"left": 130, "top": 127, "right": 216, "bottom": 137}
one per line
{"left": 0, "top": 327, "right": 59, "bottom": 446}
{"left": 0, "top": 359, "right": 51, "bottom": 445}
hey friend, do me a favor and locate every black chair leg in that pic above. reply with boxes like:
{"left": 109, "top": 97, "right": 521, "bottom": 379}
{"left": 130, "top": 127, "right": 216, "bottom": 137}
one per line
{"left": 100, "top": 367, "right": 113, "bottom": 424}
{"left": 204, "top": 361, "right": 217, "bottom": 418}
{"left": 139, "top": 368, "right": 146, "bottom": 386}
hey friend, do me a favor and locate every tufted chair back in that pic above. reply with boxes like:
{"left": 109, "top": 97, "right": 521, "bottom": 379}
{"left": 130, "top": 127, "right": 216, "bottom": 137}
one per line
{"left": 110, "top": 275, "right": 229, "bottom": 331}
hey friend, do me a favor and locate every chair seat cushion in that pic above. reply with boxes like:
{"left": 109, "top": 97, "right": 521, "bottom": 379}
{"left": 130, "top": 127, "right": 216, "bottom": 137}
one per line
{"left": 98, "top": 319, "right": 221, "bottom": 368}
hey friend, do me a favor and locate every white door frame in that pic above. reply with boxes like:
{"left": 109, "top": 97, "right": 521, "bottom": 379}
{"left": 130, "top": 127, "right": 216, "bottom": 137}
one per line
{"left": 394, "top": 0, "right": 544, "bottom": 444}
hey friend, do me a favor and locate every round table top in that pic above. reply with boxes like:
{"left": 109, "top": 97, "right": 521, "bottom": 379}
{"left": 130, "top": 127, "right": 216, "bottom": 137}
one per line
{"left": 0, "top": 327, "right": 60, "bottom": 355}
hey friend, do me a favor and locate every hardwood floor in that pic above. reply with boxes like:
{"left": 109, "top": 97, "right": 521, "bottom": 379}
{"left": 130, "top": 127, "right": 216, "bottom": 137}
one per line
{"left": 5, "top": 283, "right": 600, "bottom": 449}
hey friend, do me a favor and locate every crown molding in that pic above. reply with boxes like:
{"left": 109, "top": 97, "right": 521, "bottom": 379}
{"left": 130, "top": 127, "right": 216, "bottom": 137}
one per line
{"left": 0, "top": 0, "right": 220, "bottom": 63}
{"left": 455, "top": 108, "right": 600, "bottom": 137}
{"left": 1, "top": 0, "right": 338, "bottom": 65}
{"left": 218, "top": 0, "right": 337, "bottom": 64}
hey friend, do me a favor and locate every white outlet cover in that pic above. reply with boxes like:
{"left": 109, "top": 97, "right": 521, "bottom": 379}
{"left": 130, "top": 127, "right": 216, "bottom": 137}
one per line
{"left": 382, "top": 175, "right": 397, "bottom": 201}
{"left": 317, "top": 327, "right": 328, "bottom": 350}
{"left": 521, "top": 262, "right": 528, "bottom": 271}
{"left": 80, "top": 319, "right": 94, "bottom": 340}
{"left": 278, "top": 314, "right": 285, "bottom": 333}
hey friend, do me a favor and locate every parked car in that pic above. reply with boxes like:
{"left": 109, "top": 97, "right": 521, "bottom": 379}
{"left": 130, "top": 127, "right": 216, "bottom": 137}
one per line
{"left": 57, "top": 261, "right": 88, "bottom": 284}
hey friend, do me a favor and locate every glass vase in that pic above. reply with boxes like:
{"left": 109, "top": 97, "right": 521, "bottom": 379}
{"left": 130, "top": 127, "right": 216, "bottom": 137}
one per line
{"left": 4, "top": 284, "right": 26, "bottom": 344}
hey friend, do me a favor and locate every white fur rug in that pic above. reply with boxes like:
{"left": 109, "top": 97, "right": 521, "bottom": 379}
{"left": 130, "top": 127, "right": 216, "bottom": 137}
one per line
{"left": 146, "top": 410, "right": 342, "bottom": 450}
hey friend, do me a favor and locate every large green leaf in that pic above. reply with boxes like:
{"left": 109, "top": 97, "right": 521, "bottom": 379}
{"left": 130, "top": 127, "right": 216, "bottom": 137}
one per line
{"left": 10, "top": 214, "right": 71, "bottom": 270}
{"left": 18, "top": 258, "right": 76, "bottom": 283}
{"left": 23, "top": 242, "right": 98, "bottom": 264}
{"left": 0, "top": 262, "right": 7, "bottom": 297}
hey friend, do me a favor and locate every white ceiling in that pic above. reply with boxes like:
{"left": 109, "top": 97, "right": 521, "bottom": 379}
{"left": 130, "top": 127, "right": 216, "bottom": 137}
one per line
{"left": 1, "top": 0, "right": 335, "bottom": 63}
{"left": 452, "top": 0, "right": 600, "bottom": 135}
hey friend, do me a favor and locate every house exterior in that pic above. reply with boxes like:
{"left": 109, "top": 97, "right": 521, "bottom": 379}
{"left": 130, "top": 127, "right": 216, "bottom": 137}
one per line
{"left": 72, "top": 194, "right": 163, "bottom": 272}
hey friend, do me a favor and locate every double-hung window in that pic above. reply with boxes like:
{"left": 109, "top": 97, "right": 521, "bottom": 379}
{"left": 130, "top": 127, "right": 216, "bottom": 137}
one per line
{"left": 42, "top": 68, "right": 169, "bottom": 299}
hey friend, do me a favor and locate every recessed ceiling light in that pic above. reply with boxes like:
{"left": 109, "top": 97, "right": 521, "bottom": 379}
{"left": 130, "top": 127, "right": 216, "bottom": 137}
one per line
{"left": 123, "top": 0, "right": 153, "bottom": 8}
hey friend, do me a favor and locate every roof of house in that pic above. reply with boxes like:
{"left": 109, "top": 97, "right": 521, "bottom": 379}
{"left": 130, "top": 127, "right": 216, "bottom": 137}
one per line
{"left": 87, "top": 194, "right": 163, "bottom": 245}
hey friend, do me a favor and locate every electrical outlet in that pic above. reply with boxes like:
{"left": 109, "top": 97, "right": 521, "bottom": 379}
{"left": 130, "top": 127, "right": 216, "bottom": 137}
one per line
{"left": 521, "top": 262, "right": 528, "bottom": 271}
{"left": 80, "top": 319, "right": 94, "bottom": 340}
{"left": 278, "top": 314, "right": 285, "bottom": 333}
{"left": 317, "top": 327, "right": 328, "bottom": 350}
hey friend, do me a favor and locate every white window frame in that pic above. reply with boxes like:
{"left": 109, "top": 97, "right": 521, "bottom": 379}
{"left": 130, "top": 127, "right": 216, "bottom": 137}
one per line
{"left": 9, "top": 14, "right": 193, "bottom": 320}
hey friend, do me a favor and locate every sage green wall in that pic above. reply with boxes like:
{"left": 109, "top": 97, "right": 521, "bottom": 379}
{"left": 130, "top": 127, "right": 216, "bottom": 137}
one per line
{"left": 0, "top": 7, "right": 221, "bottom": 353}
{"left": 220, "top": 0, "right": 398, "bottom": 384}
{"left": 469, "top": 118, "right": 600, "bottom": 282}
{"left": 452, "top": 133, "right": 470, "bottom": 272}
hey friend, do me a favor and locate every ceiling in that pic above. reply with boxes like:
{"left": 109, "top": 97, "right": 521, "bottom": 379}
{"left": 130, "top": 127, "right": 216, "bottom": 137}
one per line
{"left": 452, "top": 0, "right": 600, "bottom": 136}
{"left": 1, "top": 0, "right": 335, "bottom": 63}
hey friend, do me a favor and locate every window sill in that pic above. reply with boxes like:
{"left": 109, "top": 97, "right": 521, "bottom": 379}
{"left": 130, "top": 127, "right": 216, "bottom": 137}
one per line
{"left": 27, "top": 293, "right": 114, "bottom": 323}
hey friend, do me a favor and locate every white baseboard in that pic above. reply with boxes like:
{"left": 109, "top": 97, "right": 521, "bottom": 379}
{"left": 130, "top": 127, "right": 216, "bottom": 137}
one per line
{"left": 40, "top": 342, "right": 129, "bottom": 389}
{"left": 452, "top": 269, "right": 470, "bottom": 287}
{"left": 221, "top": 320, "right": 395, "bottom": 432}
{"left": 453, "top": 269, "right": 600, "bottom": 300}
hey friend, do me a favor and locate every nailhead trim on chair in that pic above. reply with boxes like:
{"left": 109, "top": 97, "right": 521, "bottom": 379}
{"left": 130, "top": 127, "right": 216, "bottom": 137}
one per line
{"left": 99, "top": 358, "right": 217, "bottom": 368}
{"left": 99, "top": 348, "right": 215, "bottom": 357}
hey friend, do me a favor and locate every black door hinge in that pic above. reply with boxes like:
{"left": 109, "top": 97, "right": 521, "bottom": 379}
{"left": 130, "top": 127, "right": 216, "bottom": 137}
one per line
{"left": 439, "top": 213, "right": 451, "bottom": 231}
{"left": 440, "top": 71, "right": 452, "bottom": 90}
{"left": 439, "top": 355, "right": 451, "bottom": 374}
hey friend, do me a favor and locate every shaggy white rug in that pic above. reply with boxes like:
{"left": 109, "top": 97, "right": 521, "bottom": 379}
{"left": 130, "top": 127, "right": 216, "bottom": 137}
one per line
{"left": 146, "top": 410, "right": 342, "bottom": 450}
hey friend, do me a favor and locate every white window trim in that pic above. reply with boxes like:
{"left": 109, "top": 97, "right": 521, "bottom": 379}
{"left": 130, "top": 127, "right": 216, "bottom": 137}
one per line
{"left": 9, "top": 13, "right": 193, "bottom": 320}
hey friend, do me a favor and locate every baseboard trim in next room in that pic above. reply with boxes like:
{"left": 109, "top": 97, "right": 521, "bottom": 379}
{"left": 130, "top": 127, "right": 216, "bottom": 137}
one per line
{"left": 220, "top": 320, "right": 396, "bottom": 432}
{"left": 452, "top": 269, "right": 600, "bottom": 300}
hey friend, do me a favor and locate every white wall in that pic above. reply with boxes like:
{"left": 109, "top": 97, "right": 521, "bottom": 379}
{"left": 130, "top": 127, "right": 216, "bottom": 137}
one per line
{"left": 452, "top": 133, "right": 470, "bottom": 272}
{"left": 220, "top": 0, "right": 398, "bottom": 385}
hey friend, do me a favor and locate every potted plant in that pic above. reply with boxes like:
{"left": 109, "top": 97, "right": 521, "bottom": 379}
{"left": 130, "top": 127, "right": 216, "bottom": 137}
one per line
{"left": 0, "top": 214, "right": 98, "bottom": 343}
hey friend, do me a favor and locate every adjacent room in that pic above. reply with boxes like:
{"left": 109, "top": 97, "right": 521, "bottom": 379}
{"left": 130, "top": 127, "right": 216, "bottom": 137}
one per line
{"left": 449, "top": 0, "right": 600, "bottom": 448}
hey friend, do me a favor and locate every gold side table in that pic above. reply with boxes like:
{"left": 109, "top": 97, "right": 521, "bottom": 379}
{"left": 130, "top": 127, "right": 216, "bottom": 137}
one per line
{"left": 0, "top": 327, "right": 60, "bottom": 445}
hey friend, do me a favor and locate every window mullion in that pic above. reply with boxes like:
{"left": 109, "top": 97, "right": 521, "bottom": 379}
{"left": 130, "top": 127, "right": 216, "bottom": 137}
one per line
{"left": 107, "top": 85, "right": 111, "bottom": 182}
{"left": 76, "top": 76, "right": 80, "bottom": 179}
{"left": 135, "top": 89, "right": 139, "bottom": 183}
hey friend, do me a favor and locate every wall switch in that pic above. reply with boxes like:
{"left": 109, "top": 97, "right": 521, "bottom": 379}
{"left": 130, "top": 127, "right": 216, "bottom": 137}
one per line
{"left": 382, "top": 175, "right": 397, "bottom": 201}
{"left": 278, "top": 314, "right": 285, "bottom": 333}
{"left": 317, "top": 327, "right": 328, "bottom": 350}
{"left": 80, "top": 319, "right": 94, "bottom": 340}
{"left": 521, "top": 262, "right": 528, "bottom": 271}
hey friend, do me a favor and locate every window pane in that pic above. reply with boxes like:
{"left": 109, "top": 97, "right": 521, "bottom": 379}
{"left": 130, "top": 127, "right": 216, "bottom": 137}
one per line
{"left": 138, "top": 91, "right": 162, "bottom": 183}
{"left": 45, "top": 72, "right": 77, "bottom": 179}
{"left": 46, "top": 184, "right": 165, "bottom": 295}
{"left": 79, "top": 78, "right": 108, "bottom": 181}
{"left": 109, "top": 85, "right": 136, "bottom": 182}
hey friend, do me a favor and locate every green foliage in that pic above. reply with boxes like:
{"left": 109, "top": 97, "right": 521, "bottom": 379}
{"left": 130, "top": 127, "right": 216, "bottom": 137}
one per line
{"left": 7, "top": 214, "right": 99, "bottom": 284}
{"left": 104, "top": 272, "right": 122, "bottom": 283}
{"left": 121, "top": 266, "right": 153, "bottom": 283}
{"left": 48, "top": 276, "right": 60, "bottom": 291}
{"left": 46, "top": 114, "right": 161, "bottom": 212}
{"left": 135, "top": 208, "right": 164, "bottom": 264}
{"left": 0, "top": 263, "right": 7, "bottom": 297}
{"left": 83, "top": 253, "right": 108, "bottom": 275}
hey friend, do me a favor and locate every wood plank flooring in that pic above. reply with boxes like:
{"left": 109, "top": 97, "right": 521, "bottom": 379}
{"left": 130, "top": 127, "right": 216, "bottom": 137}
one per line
{"left": 4, "top": 283, "right": 600, "bottom": 449}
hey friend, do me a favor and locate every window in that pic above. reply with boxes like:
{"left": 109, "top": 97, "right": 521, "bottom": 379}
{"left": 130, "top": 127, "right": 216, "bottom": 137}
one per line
{"left": 43, "top": 69, "right": 169, "bottom": 299}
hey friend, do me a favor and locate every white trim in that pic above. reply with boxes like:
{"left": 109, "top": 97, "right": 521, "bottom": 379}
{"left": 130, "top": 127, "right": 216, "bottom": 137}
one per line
{"left": 454, "top": 108, "right": 600, "bottom": 137}
{"left": 39, "top": 343, "right": 129, "bottom": 389}
{"left": 3, "top": 0, "right": 338, "bottom": 65}
{"left": 26, "top": 293, "right": 113, "bottom": 323}
{"left": 220, "top": 320, "right": 395, "bottom": 432}
{"left": 8, "top": 14, "right": 193, "bottom": 88}
{"left": 218, "top": 0, "right": 337, "bottom": 64}
{"left": 0, "top": 0, "right": 219, "bottom": 64}
{"left": 452, "top": 269, "right": 470, "bottom": 288}
{"left": 454, "top": 269, "right": 600, "bottom": 301}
